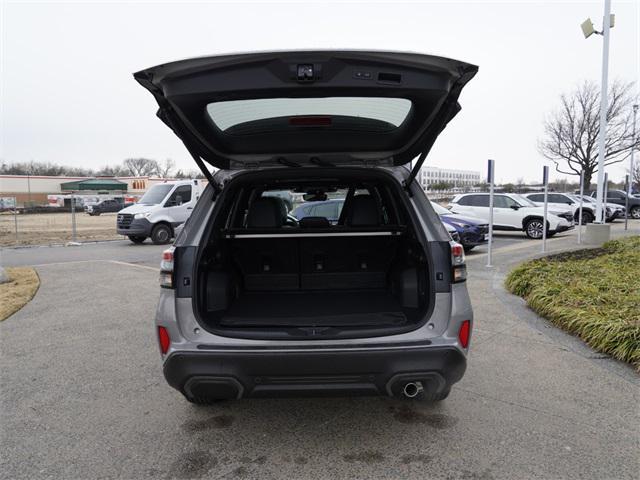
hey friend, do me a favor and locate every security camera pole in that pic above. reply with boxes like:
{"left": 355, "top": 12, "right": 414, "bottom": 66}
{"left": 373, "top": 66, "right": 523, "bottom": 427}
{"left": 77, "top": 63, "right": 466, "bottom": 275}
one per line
{"left": 542, "top": 166, "right": 549, "bottom": 253}
{"left": 486, "top": 159, "right": 495, "bottom": 268}
{"left": 627, "top": 104, "right": 638, "bottom": 230}
{"left": 581, "top": 0, "right": 613, "bottom": 224}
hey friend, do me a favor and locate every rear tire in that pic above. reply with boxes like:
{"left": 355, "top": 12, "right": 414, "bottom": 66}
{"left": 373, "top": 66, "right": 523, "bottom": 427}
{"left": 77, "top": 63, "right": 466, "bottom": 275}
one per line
{"left": 463, "top": 245, "right": 475, "bottom": 252}
{"left": 631, "top": 206, "right": 640, "bottom": 219}
{"left": 578, "top": 211, "right": 594, "bottom": 224}
{"left": 151, "top": 224, "right": 172, "bottom": 245}
{"left": 524, "top": 218, "right": 544, "bottom": 239}
{"left": 128, "top": 235, "right": 146, "bottom": 244}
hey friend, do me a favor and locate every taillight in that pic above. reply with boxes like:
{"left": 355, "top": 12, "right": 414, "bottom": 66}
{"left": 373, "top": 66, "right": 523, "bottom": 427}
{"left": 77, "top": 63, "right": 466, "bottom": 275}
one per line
{"left": 158, "top": 326, "right": 170, "bottom": 354}
{"left": 459, "top": 320, "right": 471, "bottom": 349}
{"left": 159, "top": 247, "right": 175, "bottom": 288}
{"left": 451, "top": 242, "right": 467, "bottom": 282}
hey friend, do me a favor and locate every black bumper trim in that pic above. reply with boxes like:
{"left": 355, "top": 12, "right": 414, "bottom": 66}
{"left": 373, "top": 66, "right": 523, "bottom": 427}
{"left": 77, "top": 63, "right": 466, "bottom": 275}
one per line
{"left": 163, "top": 346, "right": 466, "bottom": 400}
{"left": 117, "top": 217, "right": 153, "bottom": 236}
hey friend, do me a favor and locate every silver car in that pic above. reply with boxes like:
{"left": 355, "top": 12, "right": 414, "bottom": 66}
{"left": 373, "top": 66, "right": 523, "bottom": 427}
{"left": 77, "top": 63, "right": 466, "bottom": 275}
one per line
{"left": 137, "top": 50, "right": 476, "bottom": 403}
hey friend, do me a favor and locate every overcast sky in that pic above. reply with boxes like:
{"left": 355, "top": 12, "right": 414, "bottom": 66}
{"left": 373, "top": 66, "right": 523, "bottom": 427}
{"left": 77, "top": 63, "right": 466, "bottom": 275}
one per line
{"left": 1, "top": 0, "right": 638, "bottom": 184}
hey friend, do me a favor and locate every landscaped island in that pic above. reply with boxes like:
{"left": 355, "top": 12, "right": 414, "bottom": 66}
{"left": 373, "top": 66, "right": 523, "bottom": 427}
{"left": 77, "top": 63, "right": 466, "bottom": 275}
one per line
{"left": 506, "top": 236, "right": 640, "bottom": 370}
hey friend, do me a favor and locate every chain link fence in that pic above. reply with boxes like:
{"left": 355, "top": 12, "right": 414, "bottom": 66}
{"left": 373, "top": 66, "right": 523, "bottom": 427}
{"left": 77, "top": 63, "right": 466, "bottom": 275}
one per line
{"left": 1, "top": 197, "right": 123, "bottom": 247}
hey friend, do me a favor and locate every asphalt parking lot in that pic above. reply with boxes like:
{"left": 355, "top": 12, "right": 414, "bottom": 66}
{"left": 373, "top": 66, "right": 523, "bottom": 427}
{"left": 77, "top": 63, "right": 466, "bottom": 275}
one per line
{"left": 1, "top": 225, "right": 639, "bottom": 479}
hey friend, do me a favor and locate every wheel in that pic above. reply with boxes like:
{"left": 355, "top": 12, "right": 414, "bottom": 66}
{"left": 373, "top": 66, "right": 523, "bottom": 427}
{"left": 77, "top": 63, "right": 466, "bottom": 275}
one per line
{"left": 524, "top": 218, "right": 544, "bottom": 239}
{"left": 463, "top": 245, "right": 475, "bottom": 252}
{"left": 578, "top": 210, "right": 594, "bottom": 224}
{"left": 128, "top": 235, "right": 146, "bottom": 244}
{"left": 151, "top": 224, "right": 172, "bottom": 245}
{"left": 631, "top": 206, "right": 640, "bottom": 219}
{"left": 419, "top": 387, "right": 451, "bottom": 402}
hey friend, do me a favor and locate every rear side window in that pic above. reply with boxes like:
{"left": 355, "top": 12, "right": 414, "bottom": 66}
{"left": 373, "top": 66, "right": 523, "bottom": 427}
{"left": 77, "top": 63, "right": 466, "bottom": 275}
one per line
{"left": 466, "top": 195, "right": 489, "bottom": 207}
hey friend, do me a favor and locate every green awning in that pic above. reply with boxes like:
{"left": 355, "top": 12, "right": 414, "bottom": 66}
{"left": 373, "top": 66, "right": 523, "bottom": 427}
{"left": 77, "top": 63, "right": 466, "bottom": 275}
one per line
{"left": 60, "top": 178, "right": 128, "bottom": 191}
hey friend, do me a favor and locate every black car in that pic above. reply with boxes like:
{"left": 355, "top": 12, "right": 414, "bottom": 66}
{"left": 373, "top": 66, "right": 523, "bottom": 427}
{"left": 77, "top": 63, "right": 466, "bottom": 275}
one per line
{"left": 85, "top": 199, "right": 126, "bottom": 216}
{"left": 591, "top": 190, "right": 640, "bottom": 220}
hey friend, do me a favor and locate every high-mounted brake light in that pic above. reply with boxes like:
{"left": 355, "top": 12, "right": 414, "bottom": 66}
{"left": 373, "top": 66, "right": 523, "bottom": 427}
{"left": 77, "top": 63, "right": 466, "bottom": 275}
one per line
{"left": 451, "top": 242, "right": 467, "bottom": 283}
{"left": 459, "top": 320, "right": 471, "bottom": 349}
{"left": 158, "top": 326, "right": 170, "bottom": 354}
{"left": 159, "top": 247, "right": 175, "bottom": 288}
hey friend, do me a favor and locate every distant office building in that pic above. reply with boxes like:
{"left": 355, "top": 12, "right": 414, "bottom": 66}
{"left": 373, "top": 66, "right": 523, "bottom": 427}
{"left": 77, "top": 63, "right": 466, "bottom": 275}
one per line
{"left": 418, "top": 166, "right": 482, "bottom": 191}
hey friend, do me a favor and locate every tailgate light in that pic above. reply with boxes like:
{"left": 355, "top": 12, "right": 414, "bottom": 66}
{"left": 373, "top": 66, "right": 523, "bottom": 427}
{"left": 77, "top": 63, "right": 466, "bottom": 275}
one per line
{"left": 158, "top": 326, "right": 170, "bottom": 354}
{"left": 451, "top": 242, "right": 467, "bottom": 283}
{"left": 160, "top": 247, "right": 175, "bottom": 289}
{"left": 459, "top": 320, "right": 471, "bottom": 349}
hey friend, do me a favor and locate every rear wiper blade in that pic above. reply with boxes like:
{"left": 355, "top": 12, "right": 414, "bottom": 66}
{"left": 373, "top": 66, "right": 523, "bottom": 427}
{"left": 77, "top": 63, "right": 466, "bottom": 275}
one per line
{"left": 310, "top": 157, "right": 335, "bottom": 167}
{"left": 277, "top": 157, "right": 302, "bottom": 168}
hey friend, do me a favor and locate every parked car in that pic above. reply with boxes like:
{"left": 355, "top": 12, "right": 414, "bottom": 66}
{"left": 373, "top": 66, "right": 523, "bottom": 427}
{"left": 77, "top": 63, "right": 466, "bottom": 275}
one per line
{"left": 570, "top": 194, "right": 621, "bottom": 222}
{"left": 449, "top": 193, "right": 574, "bottom": 239}
{"left": 291, "top": 199, "right": 345, "bottom": 225}
{"left": 591, "top": 189, "right": 640, "bottom": 219}
{"left": 136, "top": 50, "right": 477, "bottom": 403}
{"left": 85, "top": 198, "right": 126, "bottom": 216}
{"left": 444, "top": 221, "right": 461, "bottom": 243}
{"left": 523, "top": 192, "right": 596, "bottom": 224}
{"left": 430, "top": 201, "right": 488, "bottom": 251}
{"left": 116, "top": 179, "right": 203, "bottom": 244}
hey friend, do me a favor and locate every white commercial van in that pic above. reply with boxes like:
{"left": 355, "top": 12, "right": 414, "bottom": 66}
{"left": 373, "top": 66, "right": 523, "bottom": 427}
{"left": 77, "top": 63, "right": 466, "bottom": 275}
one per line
{"left": 117, "top": 179, "right": 203, "bottom": 244}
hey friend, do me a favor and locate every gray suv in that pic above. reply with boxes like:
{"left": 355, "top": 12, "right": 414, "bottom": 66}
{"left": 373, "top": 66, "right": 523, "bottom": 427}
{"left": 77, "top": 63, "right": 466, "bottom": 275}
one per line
{"left": 137, "top": 51, "right": 476, "bottom": 403}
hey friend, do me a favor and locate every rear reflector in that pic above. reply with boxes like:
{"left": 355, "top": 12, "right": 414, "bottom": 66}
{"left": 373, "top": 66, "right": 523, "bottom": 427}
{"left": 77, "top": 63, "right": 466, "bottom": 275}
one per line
{"left": 459, "top": 320, "right": 471, "bottom": 349}
{"left": 158, "top": 326, "right": 170, "bottom": 354}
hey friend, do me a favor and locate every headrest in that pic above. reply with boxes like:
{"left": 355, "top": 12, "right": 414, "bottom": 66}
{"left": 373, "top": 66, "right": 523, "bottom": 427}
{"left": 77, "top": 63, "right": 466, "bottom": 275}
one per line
{"left": 299, "top": 216, "right": 331, "bottom": 228}
{"left": 347, "top": 195, "right": 380, "bottom": 226}
{"left": 246, "top": 197, "right": 286, "bottom": 228}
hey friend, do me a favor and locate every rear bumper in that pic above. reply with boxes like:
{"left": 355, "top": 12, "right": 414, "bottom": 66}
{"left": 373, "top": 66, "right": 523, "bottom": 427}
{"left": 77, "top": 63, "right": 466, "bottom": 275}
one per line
{"left": 163, "top": 345, "right": 467, "bottom": 400}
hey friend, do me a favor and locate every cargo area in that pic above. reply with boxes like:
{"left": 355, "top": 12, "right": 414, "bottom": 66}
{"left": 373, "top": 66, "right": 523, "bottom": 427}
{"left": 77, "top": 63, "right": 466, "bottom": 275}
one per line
{"left": 193, "top": 170, "right": 435, "bottom": 338}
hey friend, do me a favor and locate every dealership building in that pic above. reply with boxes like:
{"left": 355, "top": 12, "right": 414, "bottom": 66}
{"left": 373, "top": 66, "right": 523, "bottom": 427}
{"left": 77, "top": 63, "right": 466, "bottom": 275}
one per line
{"left": 418, "top": 166, "right": 482, "bottom": 190}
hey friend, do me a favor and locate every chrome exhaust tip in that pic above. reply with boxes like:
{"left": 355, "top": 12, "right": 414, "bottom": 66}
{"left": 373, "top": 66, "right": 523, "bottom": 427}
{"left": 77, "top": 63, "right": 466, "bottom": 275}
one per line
{"left": 402, "top": 381, "right": 424, "bottom": 398}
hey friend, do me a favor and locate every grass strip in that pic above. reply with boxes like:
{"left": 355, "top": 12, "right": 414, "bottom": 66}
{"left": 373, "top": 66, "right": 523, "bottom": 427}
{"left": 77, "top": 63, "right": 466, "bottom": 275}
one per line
{"left": 0, "top": 267, "right": 40, "bottom": 321}
{"left": 505, "top": 236, "right": 640, "bottom": 369}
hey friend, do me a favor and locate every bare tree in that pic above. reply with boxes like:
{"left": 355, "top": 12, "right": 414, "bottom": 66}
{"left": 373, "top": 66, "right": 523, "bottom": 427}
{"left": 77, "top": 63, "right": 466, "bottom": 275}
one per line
{"left": 97, "top": 164, "right": 128, "bottom": 177}
{"left": 157, "top": 158, "right": 175, "bottom": 178}
{"left": 538, "top": 80, "right": 639, "bottom": 188}
{"left": 123, "top": 158, "right": 159, "bottom": 177}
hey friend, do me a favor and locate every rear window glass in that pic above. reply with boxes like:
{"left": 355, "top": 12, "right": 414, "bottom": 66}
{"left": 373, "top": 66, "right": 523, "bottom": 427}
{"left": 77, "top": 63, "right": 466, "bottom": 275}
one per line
{"left": 207, "top": 97, "right": 413, "bottom": 131}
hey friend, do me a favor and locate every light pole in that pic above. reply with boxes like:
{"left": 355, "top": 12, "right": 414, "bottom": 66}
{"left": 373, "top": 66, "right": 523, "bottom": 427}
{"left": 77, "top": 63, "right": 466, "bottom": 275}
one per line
{"left": 581, "top": 1, "right": 615, "bottom": 243}
{"left": 630, "top": 104, "right": 638, "bottom": 194}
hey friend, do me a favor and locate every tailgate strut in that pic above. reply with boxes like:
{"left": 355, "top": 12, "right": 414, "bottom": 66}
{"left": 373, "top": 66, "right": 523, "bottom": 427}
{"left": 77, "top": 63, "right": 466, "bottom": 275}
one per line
{"left": 403, "top": 68, "right": 472, "bottom": 193}
{"left": 156, "top": 102, "right": 219, "bottom": 192}
{"left": 403, "top": 97, "right": 460, "bottom": 194}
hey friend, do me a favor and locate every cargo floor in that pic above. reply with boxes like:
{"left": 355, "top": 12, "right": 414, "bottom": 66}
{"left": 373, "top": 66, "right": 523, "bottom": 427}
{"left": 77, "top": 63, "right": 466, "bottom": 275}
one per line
{"left": 219, "top": 290, "right": 409, "bottom": 327}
